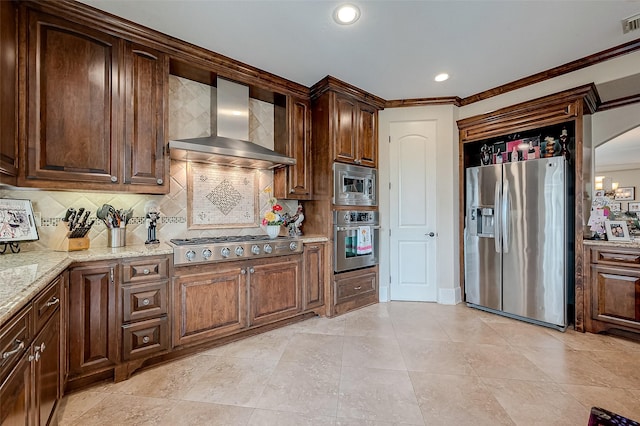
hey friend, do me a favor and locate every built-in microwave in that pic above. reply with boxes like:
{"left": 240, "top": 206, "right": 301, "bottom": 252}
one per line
{"left": 333, "top": 163, "right": 377, "bottom": 206}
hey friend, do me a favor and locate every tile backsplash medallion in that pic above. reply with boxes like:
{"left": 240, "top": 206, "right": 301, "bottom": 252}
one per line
{"left": 0, "top": 75, "right": 298, "bottom": 251}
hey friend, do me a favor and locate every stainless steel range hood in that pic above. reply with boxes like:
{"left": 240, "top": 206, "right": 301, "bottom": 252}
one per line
{"left": 169, "top": 78, "right": 295, "bottom": 170}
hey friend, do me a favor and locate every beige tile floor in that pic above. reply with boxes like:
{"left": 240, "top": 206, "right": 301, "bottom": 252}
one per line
{"left": 57, "top": 302, "right": 640, "bottom": 425}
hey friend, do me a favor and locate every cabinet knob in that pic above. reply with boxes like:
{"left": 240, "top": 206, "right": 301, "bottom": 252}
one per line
{"left": 143, "top": 268, "right": 150, "bottom": 275}
{"left": 142, "top": 298, "right": 150, "bottom": 306}
{"left": 142, "top": 336, "right": 150, "bottom": 344}
{"left": 354, "top": 286, "right": 362, "bottom": 290}
{"left": 111, "top": 176, "right": 118, "bottom": 183}
{"left": 290, "top": 189, "right": 295, "bottom": 193}
{"left": 156, "top": 178, "right": 164, "bottom": 185}
{"left": 249, "top": 267, "right": 255, "bottom": 274}
{"left": 241, "top": 268, "right": 246, "bottom": 275}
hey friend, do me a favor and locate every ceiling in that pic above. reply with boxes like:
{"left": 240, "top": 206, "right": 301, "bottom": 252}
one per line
{"left": 79, "top": 0, "right": 640, "bottom": 101}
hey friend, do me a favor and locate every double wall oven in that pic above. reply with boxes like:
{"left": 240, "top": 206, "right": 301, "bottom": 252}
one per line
{"left": 333, "top": 162, "right": 379, "bottom": 273}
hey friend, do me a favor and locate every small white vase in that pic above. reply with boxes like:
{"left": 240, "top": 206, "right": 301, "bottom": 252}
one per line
{"left": 266, "top": 225, "right": 280, "bottom": 239}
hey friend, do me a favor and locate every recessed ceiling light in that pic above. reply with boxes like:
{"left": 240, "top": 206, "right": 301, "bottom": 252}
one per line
{"left": 435, "top": 73, "right": 449, "bottom": 82}
{"left": 333, "top": 4, "right": 360, "bottom": 25}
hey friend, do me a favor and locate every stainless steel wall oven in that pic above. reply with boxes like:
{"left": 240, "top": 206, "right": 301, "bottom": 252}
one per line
{"left": 334, "top": 210, "right": 379, "bottom": 272}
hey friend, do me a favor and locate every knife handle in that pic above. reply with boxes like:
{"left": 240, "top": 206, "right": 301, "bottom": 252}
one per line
{"left": 63, "top": 208, "right": 75, "bottom": 222}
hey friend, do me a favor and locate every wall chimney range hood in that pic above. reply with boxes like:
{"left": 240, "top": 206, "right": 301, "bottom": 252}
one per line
{"left": 169, "top": 78, "right": 296, "bottom": 170}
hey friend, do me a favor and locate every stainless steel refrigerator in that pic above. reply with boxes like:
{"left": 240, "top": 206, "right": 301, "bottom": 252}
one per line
{"left": 464, "top": 156, "right": 570, "bottom": 330}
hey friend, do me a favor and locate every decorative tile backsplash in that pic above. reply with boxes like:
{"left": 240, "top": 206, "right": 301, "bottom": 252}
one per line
{"left": 0, "top": 75, "right": 298, "bottom": 251}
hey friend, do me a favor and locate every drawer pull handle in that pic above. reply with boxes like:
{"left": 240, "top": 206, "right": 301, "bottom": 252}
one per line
{"left": 142, "top": 336, "right": 150, "bottom": 344}
{"left": 2, "top": 340, "right": 25, "bottom": 360}
{"left": 354, "top": 286, "right": 362, "bottom": 290}
{"left": 142, "top": 298, "right": 150, "bottom": 306}
{"left": 45, "top": 296, "right": 60, "bottom": 307}
{"left": 143, "top": 269, "right": 150, "bottom": 275}
{"left": 39, "top": 342, "right": 46, "bottom": 353}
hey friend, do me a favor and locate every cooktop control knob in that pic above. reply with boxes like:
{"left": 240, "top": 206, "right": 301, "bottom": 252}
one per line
{"left": 251, "top": 244, "right": 260, "bottom": 255}
{"left": 221, "top": 247, "right": 230, "bottom": 258}
{"left": 344, "top": 213, "right": 350, "bottom": 222}
{"left": 202, "top": 249, "right": 212, "bottom": 259}
{"left": 186, "top": 250, "right": 196, "bottom": 261}
{"left": 289, "top": 241, "right": 298, "bottom": 251}
{"left": 263, "top": 244, "right": 273, "bottom": 254}
{"left": 235, "top": 246, "right": 244, "bottom": 256}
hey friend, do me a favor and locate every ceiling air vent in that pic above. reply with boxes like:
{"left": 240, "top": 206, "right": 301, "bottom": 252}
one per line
{"left": 622, "top": 13, "right": 640, "bottom": 34}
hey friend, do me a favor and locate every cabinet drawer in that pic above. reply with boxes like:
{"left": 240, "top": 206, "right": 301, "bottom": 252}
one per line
{"left": 122, "top": 256, "right": 169, "bottom": 283}
{"left": 0, "top": 305, "right": 32, "bottom": 377}
{"left": 335, "top": 272, "right": 376, "bottom": 304}
{"left": 122, "top": 281, "right": 168, "bottom": 323}
{"left": 33, "top": 275, "right": 62, "bottom": 333}
{"left": 122, "top": 316, "right": 169, "bottom": 361}
{"left": 592, "top": 249, "right": 640, "bottom": 268}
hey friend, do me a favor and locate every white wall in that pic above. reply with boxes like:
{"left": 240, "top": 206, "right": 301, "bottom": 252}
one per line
{"left": 378, "top": 105, "right": 460, "bottom": 304}
{"left": 592, "top": 103, "right": 640, "bottom": 148}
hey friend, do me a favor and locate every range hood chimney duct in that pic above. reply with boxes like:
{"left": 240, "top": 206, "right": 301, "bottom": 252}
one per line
{"left": 169, "top": 78, "right": 296, "bottom": 169}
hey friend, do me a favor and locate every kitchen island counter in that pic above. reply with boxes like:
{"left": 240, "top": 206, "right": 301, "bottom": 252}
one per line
{"left": 0, "top": 243, "right": 172, "bottom": 324}
{"left": 583, "top": 238, "right": 640, "bottom": 249}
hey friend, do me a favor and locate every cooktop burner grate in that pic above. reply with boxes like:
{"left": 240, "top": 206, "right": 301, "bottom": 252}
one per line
{"left": 170, "top": 235, "right": 290, "bottom": 245}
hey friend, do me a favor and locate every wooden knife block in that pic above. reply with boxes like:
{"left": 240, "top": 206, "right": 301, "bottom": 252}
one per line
{"left": 49, "top": 221, "right": 90, "bottom": 252}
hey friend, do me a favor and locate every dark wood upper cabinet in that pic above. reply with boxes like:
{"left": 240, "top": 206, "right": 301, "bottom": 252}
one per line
{"left": 0, "top": 0, "right": 18, "bottom": 184}
{"left": 274, "top": 95, "right": 312, "bottom": 199}
{"left": 334, "top": 94, "right": 377, "bottom": 167}
{"left": 19, "top": 7, "right": 169, "bottom": 193}
{"left": 123, "top": 43, "right": 169, "bottom": 189}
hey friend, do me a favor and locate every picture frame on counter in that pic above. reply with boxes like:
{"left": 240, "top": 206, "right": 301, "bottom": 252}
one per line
{"left": 0, "top": 198, "right": 39, "bottom": 243}
{"left": 610, "top": 202, "right": 622, "bottom": 212}
{"left": 614, "top": 186, "right": 635, "bottom": 201}
{"left": 605, "top": 220, "right": 631, "bottom": 242}
{"left": 629, "top": 202, "right": 640, "bottom": 212}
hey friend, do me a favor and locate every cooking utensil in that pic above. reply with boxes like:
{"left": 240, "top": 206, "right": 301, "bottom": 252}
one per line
{"left": 63, "top": 208, "right": 75, "bottom": 222}
{"left": 79, "top": 210, "right": 91, "bottom": 227}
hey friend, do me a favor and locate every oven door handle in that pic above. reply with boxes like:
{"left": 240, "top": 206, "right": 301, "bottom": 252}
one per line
{"left": 336, "top": 225, "right": 381, "bottom": 231}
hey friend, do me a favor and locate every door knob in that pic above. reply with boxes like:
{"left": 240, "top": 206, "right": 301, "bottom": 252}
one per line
{"left": 426, "top": 232, "right": 435, "bottom": 237}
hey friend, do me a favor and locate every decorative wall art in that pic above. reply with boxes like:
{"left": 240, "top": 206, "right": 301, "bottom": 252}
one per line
{"left": 629, "top": 202, "right": 640, "bottom": 212}
{"left": 187, "top": 163, "right": 258, "bottom": 229}
{"left": 614, "top": 186, "right": 635, "bottom": 201}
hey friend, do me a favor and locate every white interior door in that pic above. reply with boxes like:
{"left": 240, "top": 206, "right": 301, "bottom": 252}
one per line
{"left": 389, "top": 121, "right": 438, "bottom": 301}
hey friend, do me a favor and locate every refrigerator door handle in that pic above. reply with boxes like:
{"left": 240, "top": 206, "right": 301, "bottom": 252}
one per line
{"left": 502, "top": 179, "right": 510, "bottom": 253}
{"left": 494, "top": 181, "right": 501, "bottom": 253}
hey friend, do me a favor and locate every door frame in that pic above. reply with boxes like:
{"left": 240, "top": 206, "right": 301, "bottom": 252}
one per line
{"left": 378, "top": 106, "right": 461, "bottom": 304}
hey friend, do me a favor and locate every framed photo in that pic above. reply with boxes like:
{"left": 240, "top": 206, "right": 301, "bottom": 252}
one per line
{"left": 0, "top": 199, "right": 39, "bottom": 242}
{"left": 609, "top": 202, "right": 621, "bottom": 212}
{"left": 594, "top": 189, "right": 605, "bottom": 197}
{"left": 614, "top": 186, "right": 635, "bottom": 201}
{"left": 629, "top": 202, "right": 640, "bottom": 212}
{"left": 605, "top": 220, "right": 631, "bottom": 242}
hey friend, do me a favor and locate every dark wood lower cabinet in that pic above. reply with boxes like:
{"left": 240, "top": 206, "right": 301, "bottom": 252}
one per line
{"left": 0, "top": 286, "right": 61, "bottom": 426}
{"left": 67, "top": 262, "right": 118, "bottom": 386}
{"left": 249, "top": 256, "right": 302, "bottom": 326}
{"left": 584, "top": 245, "right": 640, "bottom": 336}
{"left": 332, "top": 266, "right": 379, "bottom": 317}
{"left": 303, "top": 243, "right": 326, "bottom": 313}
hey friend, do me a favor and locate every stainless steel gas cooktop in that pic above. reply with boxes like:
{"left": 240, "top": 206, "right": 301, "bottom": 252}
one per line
{"left": 169, "top": 235, "right": 302, "bottom": 266}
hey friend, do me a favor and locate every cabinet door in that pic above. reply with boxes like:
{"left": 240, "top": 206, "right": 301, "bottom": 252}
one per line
{"left": 249, "top": 256, "right": 302, "bottom": 326}
{"left": 357, "top": 103, "right": 377, "bottom": 168}
{"left": 68, "top": 263, "right": 118, "bottom": 379}
{"left": 24, "top": 9, "right": 120, "bottom": 187}
{"left": 0, "top": 0, "right": 18, "bottom": 181}
{"left": 334, "top": 95, "right": 358, "bottom": 164}
{"left": 592, "top": 265, "right": 640, "bottom": 327}
{"left": 303, "top": 243, "right": 325, "bottom": 311}
{"left": 123, "top": 42, "right": 169, "bottom": 193}
{"left": 172, "top": 265, "right": 247, "bottom": 348}
{"left": 0, "top": 350, "right": 31, "bottom": 426}
{"left": 33, "top": 314, "right": 60, "bottom": 426}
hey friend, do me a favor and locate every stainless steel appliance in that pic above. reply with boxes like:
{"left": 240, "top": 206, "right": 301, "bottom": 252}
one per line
{"left": 334, "top": 210, "right": 380, "bottom": 272}
{"left": 464, "top": 156, "right": 571, "bottom": 330}
{"left": 170, "top": 235, "right": 302, "bottom": 266}
{"left": 333, "top": 163, "right": 377, "bottom": 206}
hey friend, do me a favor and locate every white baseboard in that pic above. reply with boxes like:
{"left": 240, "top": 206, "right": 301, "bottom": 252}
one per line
{"left": 438, "top": 286, "right": 462, "bottom": 305}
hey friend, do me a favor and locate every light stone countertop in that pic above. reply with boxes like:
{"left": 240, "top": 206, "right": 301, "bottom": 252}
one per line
{"left": 1, "top": 236, "right": 328, "bottom": 326}
{"left": 0, "top": 243, "right": 172, "bottom": 325}
{"left": 583, "top": 238, "right": 640, "bottom": 249}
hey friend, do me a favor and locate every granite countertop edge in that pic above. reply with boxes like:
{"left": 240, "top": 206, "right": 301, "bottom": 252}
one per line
{"left": 0, "top": 243, "right": 173, "bottom": 325}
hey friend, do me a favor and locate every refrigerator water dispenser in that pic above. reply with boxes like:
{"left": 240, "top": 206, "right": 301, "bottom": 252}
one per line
{"left": 469, "top": 207, "right": 495, "bottom": 237}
